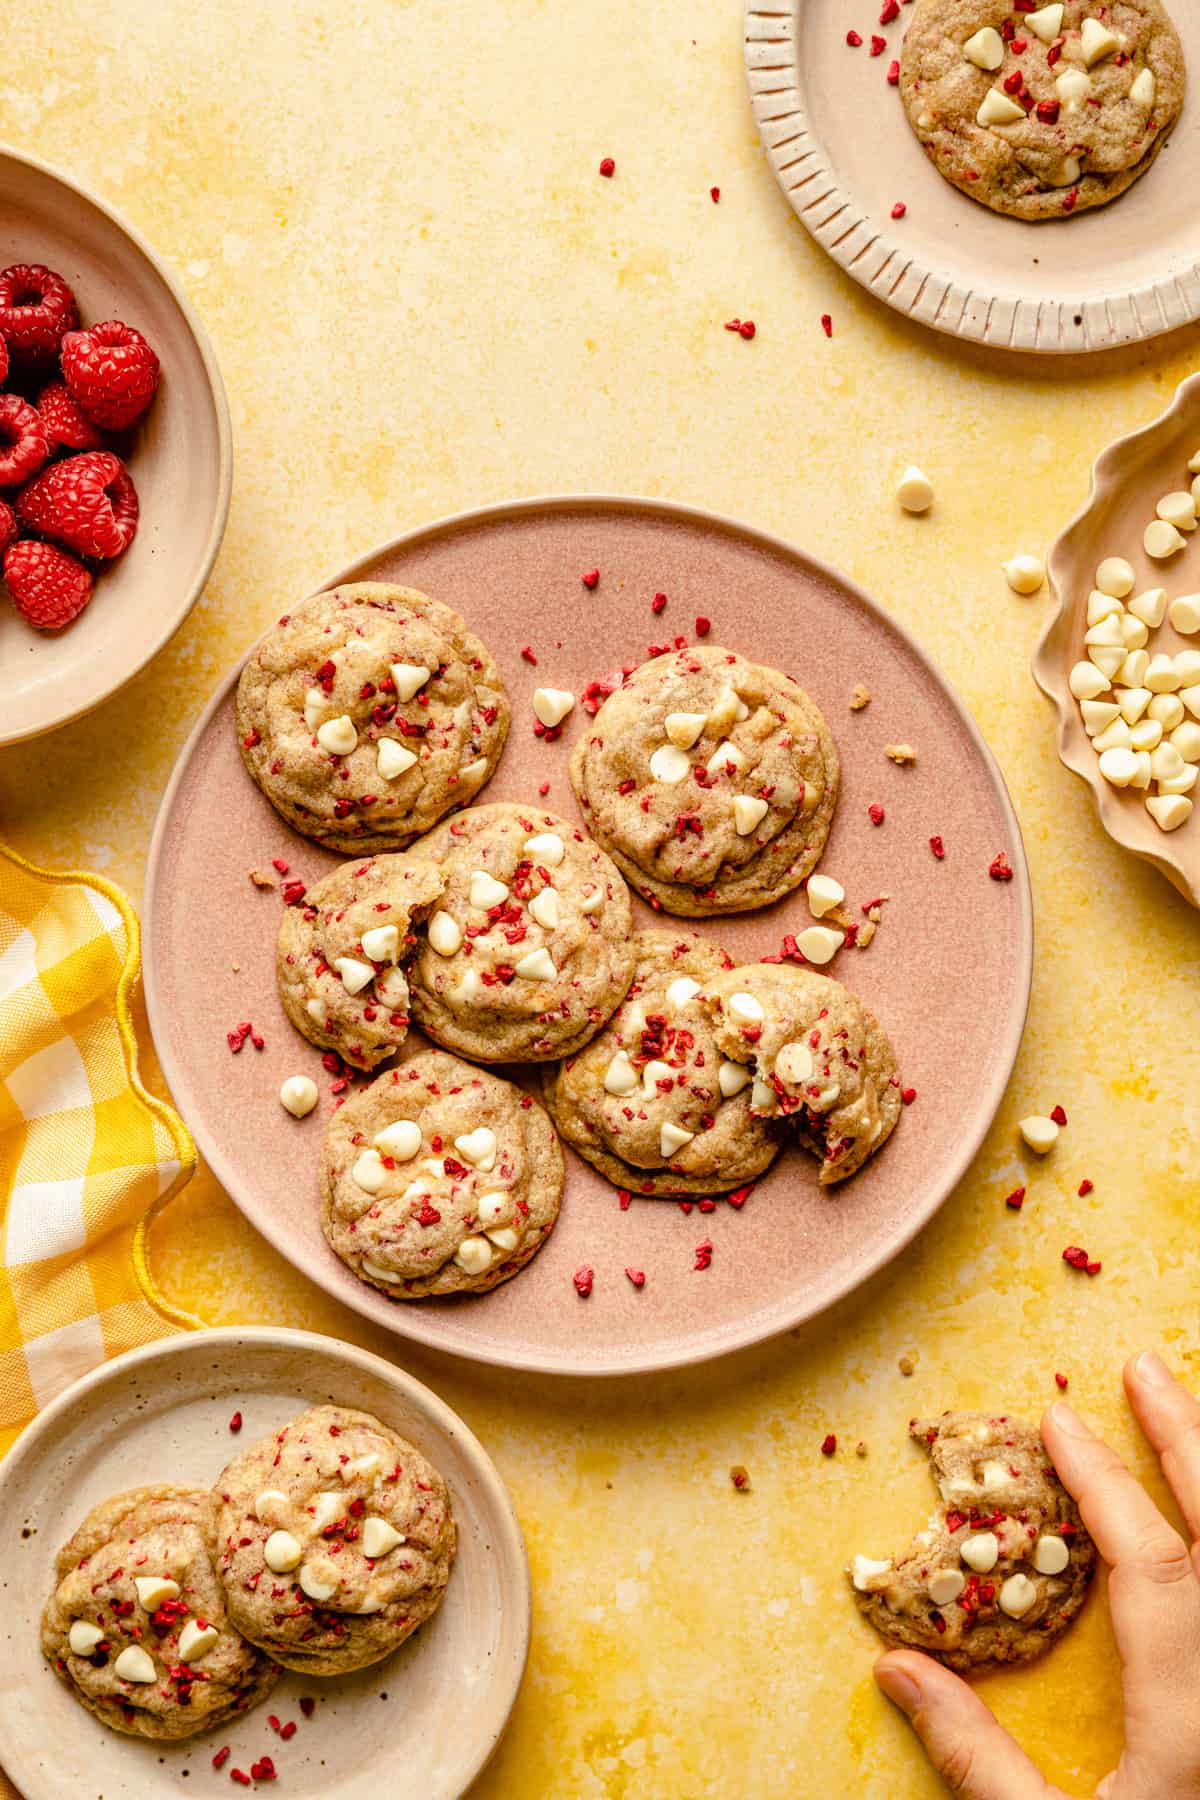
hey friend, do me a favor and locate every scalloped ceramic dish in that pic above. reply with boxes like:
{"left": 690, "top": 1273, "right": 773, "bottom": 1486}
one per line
{"left": 0, "top": 1328, "right": 529, "bottom": 1800}
{"left": 1033, "top": 373, "right": 1200, "bottom": 907}
{"left": 745, "top": 3, "right": 1200, "bottom": 351}
{"left": 0, "top": 144, "right": 231, "bottom": 745}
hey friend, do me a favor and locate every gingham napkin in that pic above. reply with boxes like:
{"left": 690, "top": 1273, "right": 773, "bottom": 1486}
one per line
{"left": 0, "top": 844, "right": 197, "bottom": 1455}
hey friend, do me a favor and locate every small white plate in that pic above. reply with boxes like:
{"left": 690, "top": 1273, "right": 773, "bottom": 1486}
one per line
{"left": 0, "top": 1328, "right": 529, "bottom": 1800}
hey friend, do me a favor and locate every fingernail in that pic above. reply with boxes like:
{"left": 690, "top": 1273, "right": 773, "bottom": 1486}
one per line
{"left": 875, "top": 1662, "right": 921, "bottom": 1715}
{"left": 1048, "top": 1400, "right": 1092, "bottom": 1438}
{"left": 1134, "top": 1350, "right": 1172, "bottom": 1387}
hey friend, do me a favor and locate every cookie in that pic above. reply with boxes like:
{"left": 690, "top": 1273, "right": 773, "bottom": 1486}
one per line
{"left": 900, "top": 0, "right": 1185, "bottom": 220}
{"left": 405, "top": 802, "right": 637, "bottom": 1062}
{"left": 321, "top": 1048, "right": 563, "bottom": 1297}
{"left": 41, "top": 1484, "right": 278, "bottom": 1740}
{"left": 541, "top": 929, "right": 782, "bottom": 1195}
{"left": 236, "top": 583, "right": 510, "bottom": 853}
{"left": 278, "top": 850, "right": 444, "bottom": 1071}
{"left": 214, "top": 1404, "right": 456, "bottom": 1676}
{"left": 569, "top": 645, "right": 839, "bottom": 916}
{"left": 850, "top": 1412, "right": 1097, "bottom": 1671}
{"left": 700, "top": 962, "right": 902, "bottom": 1183}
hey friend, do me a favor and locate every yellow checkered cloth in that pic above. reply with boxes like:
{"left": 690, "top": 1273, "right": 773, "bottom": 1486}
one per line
{"left": 0, "top": 844, "right": 197, "bottom": 1458}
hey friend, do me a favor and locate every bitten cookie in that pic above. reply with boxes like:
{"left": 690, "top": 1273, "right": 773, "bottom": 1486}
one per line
{"left": 321, "top": 1048, "right": 563, "bottom": 1297}
{"left": 849, "top": 1412, "right": 1097, "bottom": 1670}
{"left": 213, "top": 1405, "right": 456, "bottom": 1676}
{"left": 41, "top": 1485, "right": 278, "bottom": 1740}
{"left": 405, "top": 802, "right": 637, "bottom": 1062}
{"left": 900, "top": 0, "right": 1185, "bottom": 220}
{"left": 277, "top": 850, "right": 444, "bottom": 1070}
{"left": 236, "top": 583, "right": 510, "bottom": 853}
{"left": 701, "top": 962, "right": 902, "bottom": 1183}
{"left": 541, "top": 929, "right": 781, "bottom": 1196}
{"left": 569, "top": 645, "right": 839, "bottom": 916}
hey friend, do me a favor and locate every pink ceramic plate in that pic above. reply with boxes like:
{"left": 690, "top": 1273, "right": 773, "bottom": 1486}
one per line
{"left": 144, "top": 497, "right": 1032, "bottom": 1376}
{"left": 745, "top": 2, "right": 1200, "bottom": 351}
{"left": 0, "top": 145, "right": 231, "bottom": 745}
{"left": 1034, "top": 372, "right": 1200, "bottom": 906}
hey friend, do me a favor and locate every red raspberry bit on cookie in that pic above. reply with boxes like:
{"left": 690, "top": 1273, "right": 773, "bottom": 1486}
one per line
{"left": 1035, "top": 98, "right": 1060, "bottom": 122}
{"left": 282, "top": 879, "right": 307, "bottom": 906}
{"left": 820, "top": 313, "right": 833, "bottom": 337}
{"left": 1011, "top": 34, "right": 1028, "bottom": 49}
{"left": 900, "top": 1086, "right": 917, "bottom": 1105}
{"left": 520, "top": 645, "right": 538, "bottom": 664}
{"left": 1003, "top": 69, "right": 1024, "bottom": 93}
{"left": 988, "top": 852, "right": 1014, "bottom": 881}
{"left": 1050, "top": 1104, "right": 1068, "bottom": 1127}
{"left": 695, "top": 615, "right": 711, "bottom": 636}
{"left": 228, "top": 1410, "right": 243, "bottom": 1433}
{"left": 599, "top": 157, "right": 615, "bottom": 177}
{"left": 212, "top": 1748, "right": 231, "bottom": 1770}
{"left": 820, "top": 1433, "right": 837, "bottom": 1456}
{"left": 573, "top": 1266, "right": 594, "bottom": 1298}
{"left": 1077, "top": 1177, "right": 1094, "bottom": 1197}
{"left": 694, "top": 1239, "right": 714, "bottom": 1271}
{"left": 1055, "top": 1372, "right": 1069, "bottom": 1389}
{"left": 868, "top": 803, "right": 885, "bottom": 826}
{"left": 625, "top": 1267, "right": 646, "bottom": 1288}
{"left": 1004, "top": 1186, "right": 1026, "bottom": 1210}
{"left": 929, "top": 834, "right": 945, "bottom": 859}
{"left": 846, "top": 28, "right": 862, "bottom": 44}
{"left": 869, "top": 34, "right": 887, "bottom": 53}
{"left": 1061, "top": 188, "right": 1079, "bottom": 212}
{"left": 886, "top": 58, "right": 900, "bottom": 82}
{"left": 890, "top": 201, "right": 906, "bottom": 219}
{"left": 581, "top": 568, "right": 600, "bottom": 589}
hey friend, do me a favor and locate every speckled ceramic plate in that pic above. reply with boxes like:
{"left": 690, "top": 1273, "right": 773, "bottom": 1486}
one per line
{"left": 0, "top": 144, "right": 231, "bottom": 745}
{"left": 745, "top": 2, "right": 1200, "bottom": 351}
{"left": 0, "top": 1327, "right": 528, "bottom": 1800}
{"left": 1034, "top": 373, "right": 1200, "bottom": 905}
{"left": 143, "top": 496, "right": 1033, "bottom": 1376}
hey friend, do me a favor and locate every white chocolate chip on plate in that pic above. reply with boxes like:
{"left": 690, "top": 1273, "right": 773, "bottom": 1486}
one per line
{"left": 532, "top": 687, "right": 575, "bottom": 728}
{"left": 1002, "top": 554, "right": 1044, "bottom": 595}
{"left": 1087, "top": 589, "right": 1122, "bottom": 626}
{"left": 280, "top": 1075, "right": 318, "bottom": 1119}
{"left": 1145, "top": 654, "right": 1181, "bottom": 693}
{"left": 806, "top": 873, "right": 844, "bottom": 918}
{"left": 1095, "top": 556, "right": 1135, "bottom": 599}
{"left": 1069, "top": 662, "right": 1111, "bottom": 701}
{"left": 1147, "top": 793, "right": 1193, "bottom": 831}
{"left": 1150, "top": 693, "right": 1186, "bottom": 729}
{"left": 1158, "top": 490, "right": 1197, "bottom": 531}
{"left": 1169, "top": 594, "right": 1200, "bottom": 634}
{"left": 1115, "top": 689, "right": 1151, "bottom": 726}
{"left": 1117, "top": 649, "right": 1150, "bottom": 689}
{"left": 896, "top": 465, "right": 934, "bottom": 511}
{"left": 795, "top": 925, "right": 844, "bottom": 966}
{"left": 1145, "top": 519, "right": 1187, "bottom": 559}
{"left": 1081, "top": 699, "right": 1121, "bottom": 736}
{"left": 1129, "top": 587, "right": 1167, "bottom": 628}
{"left": 1019, "top": 1114, "right": 1059, "bottom": 1153}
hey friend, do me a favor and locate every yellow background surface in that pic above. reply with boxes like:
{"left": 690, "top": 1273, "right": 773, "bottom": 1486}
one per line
{"left": 2, "top": 3, "right": 1199, "bottom": 1795}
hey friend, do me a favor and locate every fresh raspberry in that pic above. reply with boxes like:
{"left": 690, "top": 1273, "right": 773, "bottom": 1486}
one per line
{"left": 36, "top": 380, "right": 105, "bottom": 452}
{"left": 4, "top": 538, "right": 94, "bottom": 630}
{"left": 0, "top": 263, "right": 78, "bottom": 363}
{"left": 0, "top": 395, "right": 49, "bottom": 487}
{"left": 61, "top": 319, "right": 160, "bottom": 430}
{"left": 0, "top": 502, "right": 15, "bottom": 555}
{"left": 17, "top": 451, "right": 139, "bottom": 558}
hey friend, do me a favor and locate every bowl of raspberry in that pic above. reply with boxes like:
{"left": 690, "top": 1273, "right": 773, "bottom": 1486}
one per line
{"left": 0, "top": 146, "right": 231, "bottom": 744}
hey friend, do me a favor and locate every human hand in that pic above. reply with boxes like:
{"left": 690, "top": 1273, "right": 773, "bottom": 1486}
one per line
{"left": 874, "top": 1352, "right": 1200, "bottom": 1797}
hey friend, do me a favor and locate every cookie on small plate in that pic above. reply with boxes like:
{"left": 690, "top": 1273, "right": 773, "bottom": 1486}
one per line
{"left": 701, "top": 962, "right": 902, "bottom": 1183}
{"left": 569, "top": 645, "right": 839, "bottom": 915}
{"left": 900, "top": 0, "right": 1185, "bottom": 221}
{"left": 541, "top": 929, "right": 781, "bottom": 1196}
{"left": 213, "top": 1403, "right": 456, "bottom": 1676}
{"left": 236, "top": 583, "right": 510, "bottom": 853}
{"left": 850, "top": 1412, "right": 1097, "bottom": 1670}
{"left": 41, "top": 1484, "right": 278, "bottom": 1739}
{"left": 321, "top": 1048, "right": 563, "bottom": 1297}
{"left": 278, "top": 850, "right": 444, "bottom": 1070}
{"left": 405, "top": 801, "right": 637, "bottom": 1062}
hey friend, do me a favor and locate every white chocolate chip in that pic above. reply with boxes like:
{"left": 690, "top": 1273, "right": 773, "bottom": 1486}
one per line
{"left": 455, "top": 1235, "right": 494, "bottom": 1275}
{"left": 1099, "top": 745, "right": 1139, "bottom": 784}
{"left": 1055, "top": 67, "right": 1092, "bottom": 109}
{"left": 1095, "top": 556, "right": 1135, "bottom": 598}
{"left": 428, "top": 910, "right": 463, "bottom": 956}
{"left": 1172, "top": 720, "right": 1200, "bottom": 761}
{"left": 1145, "top": 654, "right": 1181, "bottom": 693}
{"left": 733, "top": 795, "right": 769, "bottom": 835}
{"left": 377, "top": 738, "right": 417, "bottom": 780}
{"left": 851, "top": 1555, "right": 893, "bottom": 1591}
{"left": 1179, "top": 652, "right": 1200, "bottom": 684}
{"left": 455, "top": 1127, "right": 497, "bottom": 1170}
{"left": 660, "top": 1121, "right": 695, "bottom": 1158}
{"left": 254, "top": 1488, "right": 290, "bottom": 1525}
{"left": 775, "top": 1041, "right": 814, "bottom": 1085}
{"left": 752, "top": 1077, "right": 777, "bottom": 1112}
{"left": 134, "top": 1575, "right": 180, "bottom": 1612}
{"left": 806, "top": 873, "right": 845, "bottom": 918}
{"left": 579, "top": 884, "right": 604, "bottom": 914}
{"left": 727, "top": 991, "right": 764, "bottom": 1026}
{"left": 1069, "top": 662, "right": 1111, "bottom": 701}
{"left": 706, "top": 740, "right": 745, "bottom": 776}
{"left": 1033, "top": 1535, "right": 1070, "bottom": 1576}
{"left": 707, "top": 687, "right": 742, "bottom": 735}
{"left": 1157, "top": 764, "right": 1198, "bottom": 795}
{"left": 1131, "top": 750, "right": 1153, "bottom": 790}
{"left": 361, "top": 924, "right": 400, "bottom": 964}
{"left": 1087, "top": 588, "right": 1123, "bottom": 625}
{"left": 514, "top": 947, "right": 557, "bottom": 980}
{"left": 1117, "top": 689, "right": 1152, "bottom": 725}
{"left": 373, "top": 1119, "right": 422, "bottom": 1161}
{"left": 352, "top": 1148, "right": 388, "bottom": 1194}
{"left": 1130, "top": 65, "right": 1155, "bottom": 106}
{"left": 1129, "top": 587, "right": 1167, "bottom": 628}
{"left": 1147, "top": 793, "right": 1193, "bottom": 831}
{"left": 316, "top": 714, "right": 358, "bottom": 756}
{"left": 304, "top": 688, "right": 327, "bottom": 732}
{"left": 1002, "top": 554, "right": 1045, "bottom": 595}
{"left": 178, "top": 1620, "right": 220, "bottom": 1662}
{"left": 641, "top": 1058, "right": 674, "bottom": 1098}
{"left": 664, "top": 710, "right": 707, "bottom": 749}
{"left": 960, "top": 1532, "right": 999, "bottom": 1574}
{"left": 299, "top": 1562, "right": 339, "bottom": 1603}
{"left": 999, "top": 1573, "right": 1038, "bottom": 1619}
{"left": 1159, "top": 491, "right": 1197, "bottom": 531}
{"left": 376, "top": 966, "right": 408, "bottom": 1008}
{"left": 666, "top": 975, "right": 701, "bottom": 1010}
{"left": 113, "top": 1646, "right": 157, "bottom": 1683}
{"left": 1169, "top": 595, "right": 1200, "bottom": 635}
{"left": 1081, "top": 699, "right": 1121, "bottom": 736}
{"left": 529, "top": 887, "right": 560, "bottom": 930}
{"left": 1130, "top": 719, "right": 1162, "bottom": 751}
{"left": 1093, "top": 715, "right": 1133, "bottom": 751}
{"left": 1117, "top": 649, "right": 1150, "bottom": 689}
{"left": 795, "top": 925, "right": 844, "bottom": 966}
{"left": 487, "top": 1225, "right": 520, "bottom": 1251}
{"left": 1084, "top": 613, "right": 1125, "bottom": 648}
{"left": 469, "top": 870, "right": 509, "bottom": 910}
{"left": 718, "top": 1060, "right": 752, "bottom": 1098}
{"left": 532, "top": 687, "right": 575, "bottom": 729}
{"left": 962, "top": 23, "right": 1004, "bottom": 66}
{"left": 1019, "top": 1114, "right": 1059, "bottom": 1153}
{"left": 476, "top": 1191, "right": 510, "bottom": 1226}
{"left": 310, "top": 1491, "right": 345, "bottom": 1531}
{"left": 1089, "top": 644, "right": 1127, "bottom": 678}
{"left": 390, "top": 662, "right": 431, "bottom": 702}
{"left": 460, "top": 757, "right": 489, "bottom": 785}
{"left": 976, "top": 88, "right": 1026, "bottom": 126}
{"left": 896, "top": 464, "right": 935, "bottom": 511}
{"left": 362, "top": 1517, "right": 406, "bottom": 1559}
{"left": 335, "top": 955, "right": 376, "bottom": 996}
{"left": 525, "top": 831, "right": 565, "bottom": 867}
{"left": 1120, "top": 614, "right": 1149, "bottom": 650}
{"left": 68, "top": 1621, "right": 104, "bottom": 1655}
{"left": 1080, "top": 16, "right": 1120, "bottom": 64}
{"left": 927, "top": 1568, "right": 966, "bottom": 1606}
{"left": 604, "top": 1050, "right": 640, "bottom": 1097}
{"left": 1025, "top": 1, "right": 1064, "bottom": 38}
{"left": 361, "top": 1258, "right": 400, "bottom": 1282}
{"left": 264, "top": 1530, "right": 303, "bottom": 1573}
{"left": 280, "top": 1075, "right": 318, "bottom": 1119}
{"left": 1150, "top": 693, "right": 1186, "bottom": 729}
{"left": 1145, "top": 519, "right": 1187, "bottom": 559}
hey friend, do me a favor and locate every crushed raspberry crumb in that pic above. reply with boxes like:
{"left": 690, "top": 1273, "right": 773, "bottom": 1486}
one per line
{"left": 820, "top": 313, "right": 832, "bottom": 337}
{"left": 887, "top": 58, "right": 900, "bottom": 82}
{"left": 1062, "top": 1245, "right": 1101, "bottom": 1275}
{"left": 869, "top": 33, "right": 886, "bottom": 53}
{"left": 520, "top": 645, "right": 537, "bottom": 664}
{"left": 710, "top": 185, "right": 721, "bottom": 202}
{"left": 726, "top": 1184, "right": 754, "bottom": 1209}
{"left": 538, "top": 779, "right": 550, "bottom": 796}
{"left": 846, "top": 28, "right": 863, "bottom": 44}
{"left": 868, "top": 803, "right": 885, "bottom": 826}
{"left": 212, "top": 1747, "right": 231, "bottom": 1770}
{"left": 625, "top": 1267, "right": 646, "bottom": 1288}
{"left": 1077, "top": 1178, "right": 1093, "bottom": 1197}
{"left": 651, "top": 592, "right": 667, "bottom": 614}
{"left": 1055, "top": 1372, "right": 1069, "bottom": 1389}
{"left": 599, "top": 157, "right": 615, "bottom": 177}
{"left": 573, "top": 1266, "right": 594, "bottom": 1298}
{"left": 900, "top": 1086, "right": 916, "bottom": 1105}
{"left": 929, "top": 834, "right": 945, "bottom": 859}
{"left": 693, "top": 1239, "right": 713, "bottom": 1271}
{"left": 730, "top": 1465, "right": 751, "bottom": 1490}
{"left": 1004, "top": 1187, "right": 1025, "bottom": 1210}
{"left": 228, "top": 1411, "right": 242, "bottom": 1433}
{"left": 890, "top": 202, "right": 906, "bottom": 219}
{"left": 694, "top": 615, "right": 711, "bottom": 636}
{"left": 738, "top": 320, "right": 755, "bottom": 339}
{"left": 581, "top": 568, "right": 600, "bottom": 589}
{"left": 821, "top": 1433, "right": 837, "bottom": 1456}
{"left": 988, "top": 852, "right": 1014, "bottom": 881}
{"left": 1050, "top": 1104, "right": 1067, "bottom": 1127}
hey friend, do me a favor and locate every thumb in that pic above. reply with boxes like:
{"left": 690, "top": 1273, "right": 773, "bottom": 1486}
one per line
{"left": 875, "top": 1651, "right": 1053, "bottom": 1798}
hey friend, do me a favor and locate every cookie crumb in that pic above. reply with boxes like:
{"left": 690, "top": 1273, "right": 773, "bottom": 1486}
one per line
{"left": 849, "top": 683, "right": 871, "bottom": 711}
{"left": 730, "top": 1464, "right": 751, "bottom": 1491}
{"left": 248, "top": 868, "right": 276, "bottom": 889}
{"left": 898, "top": 1352, "right": 917, "bottom": 1377}
{"left": 855, "top": 1440, "right": 869, "bottom": 1458}
{"left": 884, "top": 742, "right": 917, "bottom": 765}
